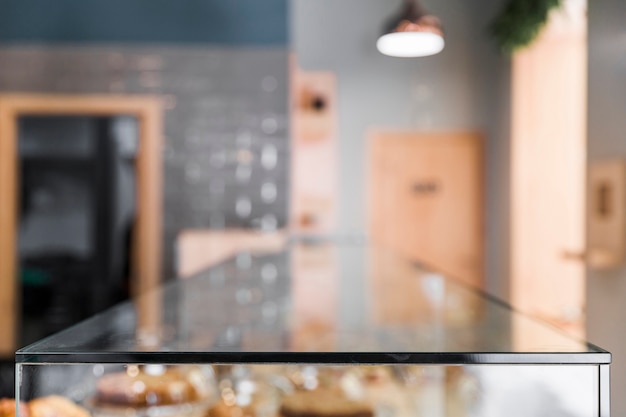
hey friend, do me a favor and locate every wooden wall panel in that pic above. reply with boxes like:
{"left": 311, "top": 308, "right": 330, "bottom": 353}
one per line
{"left": 290, "top": 65, "right": 338, "bottom": 233}
{"left": 511, "top": 8, "right": 586, "bottom": 339}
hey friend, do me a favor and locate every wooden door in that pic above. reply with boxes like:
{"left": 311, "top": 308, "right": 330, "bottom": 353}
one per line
{"left": 369, "top": 131, "right": 483, "bottom": 289}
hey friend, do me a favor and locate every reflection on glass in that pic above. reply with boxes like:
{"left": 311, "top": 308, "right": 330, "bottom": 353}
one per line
{"left": 18, "top": 244, "right": 605, "bottom": 356}
{"left": 16, "top": 243, "right": 609, "bottom": 416}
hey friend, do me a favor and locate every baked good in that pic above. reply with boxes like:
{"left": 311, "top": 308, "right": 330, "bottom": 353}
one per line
{"left": 279, "top": 390, "right": 373, "bottom": 417}
{"left": 0, "top": 399, "right": 29, "bottom": 417}
{"left": 29, "top": 396, "right": 89, "bottom": 417}
{"left": 358, "top": 367, "right": 393, "bottom": 385}
{"left": 1, "top": 396, "right": 87, "bottom": 417}
{"left": 206, "top": 400, "right": 255, "bottom": 417}
{"left": 96, "top": 367, "right": 208, "bottom": 407}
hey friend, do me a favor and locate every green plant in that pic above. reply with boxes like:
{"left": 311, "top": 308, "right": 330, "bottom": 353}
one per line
{"left": 490, "top": 0, "right": 562, "bottom": 53}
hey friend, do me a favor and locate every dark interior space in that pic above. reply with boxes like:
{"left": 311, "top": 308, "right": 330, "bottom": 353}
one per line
{"left": 18, "top": 115, "right": 137, "bottom": 346}
{"left": 0, "top": 116, "right": 139, "bottom": 396}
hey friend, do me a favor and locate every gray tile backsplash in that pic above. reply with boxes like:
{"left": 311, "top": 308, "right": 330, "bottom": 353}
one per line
{"left": 0, "top": 45, "right": 290, "bottom": 276}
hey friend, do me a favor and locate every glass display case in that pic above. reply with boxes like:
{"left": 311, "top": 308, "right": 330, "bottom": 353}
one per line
{"left": 15, "top": 242, "right": 611, "bottom": 417}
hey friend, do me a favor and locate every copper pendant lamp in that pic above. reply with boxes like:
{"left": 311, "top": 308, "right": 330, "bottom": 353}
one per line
{"left": 376, "top": 0, "right": 445, "bottom": 58}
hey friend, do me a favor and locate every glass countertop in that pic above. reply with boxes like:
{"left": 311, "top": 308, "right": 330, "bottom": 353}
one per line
{"left": 17, "top": 242, "right": 610, "bottom": 365}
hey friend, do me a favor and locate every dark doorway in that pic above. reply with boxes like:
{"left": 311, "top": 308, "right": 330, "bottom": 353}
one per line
{"left": 18, "top": 115, "right": 138, "bottom": 346}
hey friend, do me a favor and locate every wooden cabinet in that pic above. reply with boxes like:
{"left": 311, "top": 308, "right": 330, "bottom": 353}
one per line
{"left": 368, "top": 131, "right": 483, "bottom": 289}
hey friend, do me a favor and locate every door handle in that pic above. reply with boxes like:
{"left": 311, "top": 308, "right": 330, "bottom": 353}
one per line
{"left": 561, "top": 248, "right": 622, "bottom": 269}
{"left": 412, "top": 180, "right": 439, "bottom": 195}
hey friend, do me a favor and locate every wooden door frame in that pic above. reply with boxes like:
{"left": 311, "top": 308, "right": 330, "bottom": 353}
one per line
{"left": 0, "top": 94, "right": 163, "bottom": 356}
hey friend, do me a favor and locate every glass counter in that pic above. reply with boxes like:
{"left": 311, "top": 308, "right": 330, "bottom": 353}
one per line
{"left": 15, "top": 242, "right": 611, "bottom": 417}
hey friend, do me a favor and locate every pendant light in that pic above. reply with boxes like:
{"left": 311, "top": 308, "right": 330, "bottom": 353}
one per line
{"left": 376, "top": 0, "right": 445, "bottom": 58}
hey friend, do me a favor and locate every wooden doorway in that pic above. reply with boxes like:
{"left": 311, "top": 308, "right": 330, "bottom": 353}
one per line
{"left": 368, "top": 130, "right": 483, "bottom": 289}
{"left": 0, "top": 94, "right": 163, "bottom": 356}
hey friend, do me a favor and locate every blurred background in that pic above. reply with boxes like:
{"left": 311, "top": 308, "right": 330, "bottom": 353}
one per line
{"left": 0, "top": 0, "right": 624, "bottom": 412}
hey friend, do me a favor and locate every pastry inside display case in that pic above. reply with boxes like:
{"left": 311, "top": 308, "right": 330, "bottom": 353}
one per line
{"left": 0, "top": 396, "right": 89, "bottom": 417}
{"left": 9, "top": 362, "right": 602, "bottom": 417}
{"left": 89, "top": 365, "right": 213, "bottom": 417}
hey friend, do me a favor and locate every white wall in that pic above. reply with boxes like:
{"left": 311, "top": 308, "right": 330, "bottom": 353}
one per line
{"left": 587, "top": 0, "right": 626, "bottom": 413}
{"left": 291, "top": 0, "right": 511, "bottom": 299}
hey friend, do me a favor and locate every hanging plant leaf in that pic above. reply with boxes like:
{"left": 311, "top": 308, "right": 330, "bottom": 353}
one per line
{"left": 490, "top": 0, "right": 562, "bottom": 53}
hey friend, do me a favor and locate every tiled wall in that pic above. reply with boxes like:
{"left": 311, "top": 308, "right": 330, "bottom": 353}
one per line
{"left": 0, "top": 46, "right": 290, "bottom": 276}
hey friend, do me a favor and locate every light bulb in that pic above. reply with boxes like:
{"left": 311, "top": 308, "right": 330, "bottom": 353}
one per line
{"left": 377, "top": 31, "right": 445, "bottom": 57}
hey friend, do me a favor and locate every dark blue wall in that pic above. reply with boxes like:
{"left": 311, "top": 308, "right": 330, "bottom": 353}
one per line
{"left": 0, "top": 0, "right": 287, "bottom": 45}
